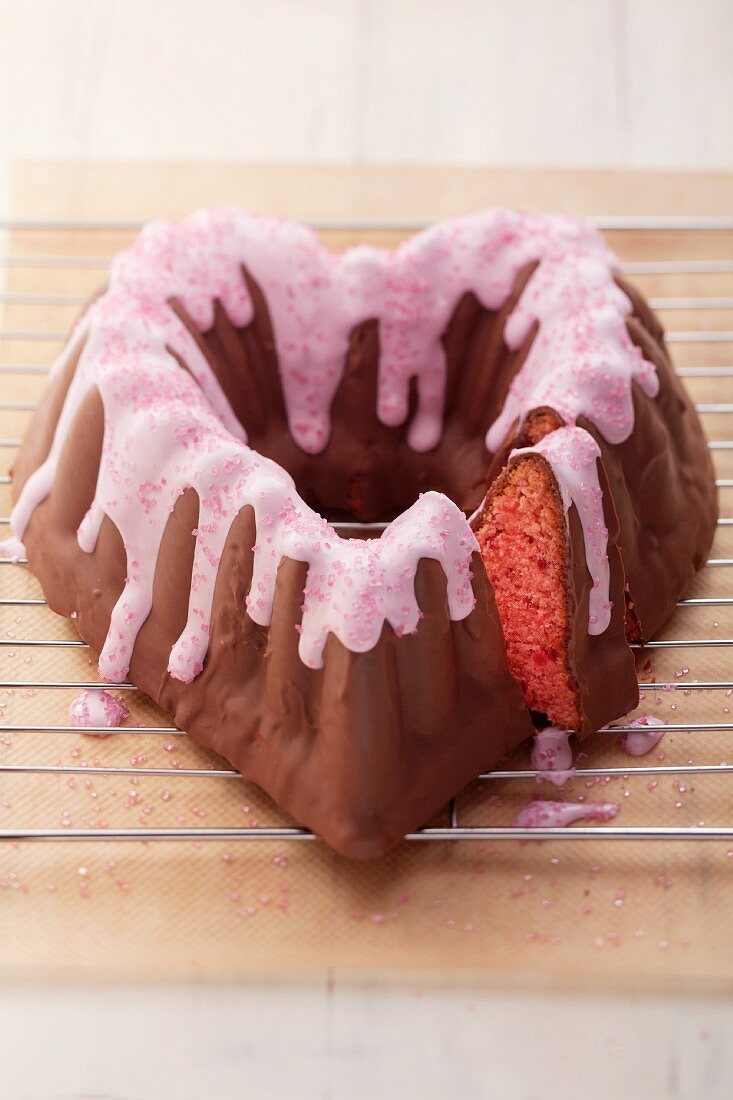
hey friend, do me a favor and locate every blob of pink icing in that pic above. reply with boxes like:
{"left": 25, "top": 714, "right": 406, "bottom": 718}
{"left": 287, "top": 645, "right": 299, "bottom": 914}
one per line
{"left": 514, "top": 800, "right": 619, "bottom": 828}
{"left": 0, "top": 536, "right": 26, "bottom": 561}
{"left": 69, "top": 689, "right": 130, "bottom": 735}
{"left": 617, "top": 714, "right": 666, "bottom": 756}
{"left": 530, "top": 725, "right": 575, "bottom": 788}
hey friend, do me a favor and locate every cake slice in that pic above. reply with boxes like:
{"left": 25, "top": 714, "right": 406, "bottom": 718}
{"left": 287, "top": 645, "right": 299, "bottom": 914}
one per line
{"left": 472, "top": 425, "right": 639, "bottom": 737}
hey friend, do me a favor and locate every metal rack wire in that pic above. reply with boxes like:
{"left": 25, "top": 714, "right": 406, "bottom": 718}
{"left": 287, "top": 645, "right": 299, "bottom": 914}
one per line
{"left": 1, "top": 215, "right": 733, "bottom": 845}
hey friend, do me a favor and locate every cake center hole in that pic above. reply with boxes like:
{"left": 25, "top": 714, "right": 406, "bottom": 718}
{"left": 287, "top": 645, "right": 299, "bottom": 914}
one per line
{"left": 193, "top": 287, "right": 507, "bottom": 525}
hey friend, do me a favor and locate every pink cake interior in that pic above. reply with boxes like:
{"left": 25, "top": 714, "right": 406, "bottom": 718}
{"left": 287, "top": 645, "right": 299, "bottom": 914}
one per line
{"left": 475, "top": 455, "right": 579, "bottom": 729}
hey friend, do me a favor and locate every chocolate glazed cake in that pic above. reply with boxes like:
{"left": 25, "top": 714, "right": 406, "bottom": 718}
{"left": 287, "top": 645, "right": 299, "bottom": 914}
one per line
{"left": 5, "top": 208, "right": 717, "bottom": 858}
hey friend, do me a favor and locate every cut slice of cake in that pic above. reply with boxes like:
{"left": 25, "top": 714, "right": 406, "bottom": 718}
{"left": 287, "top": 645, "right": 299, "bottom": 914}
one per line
{"left": 472, "top": 425, "right": 639, "bottom": 738}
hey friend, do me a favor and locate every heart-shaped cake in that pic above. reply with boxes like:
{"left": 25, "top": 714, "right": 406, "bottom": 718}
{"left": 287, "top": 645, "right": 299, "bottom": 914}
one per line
{"left": 7, "top": 208, "right": 717, "bottom": 856}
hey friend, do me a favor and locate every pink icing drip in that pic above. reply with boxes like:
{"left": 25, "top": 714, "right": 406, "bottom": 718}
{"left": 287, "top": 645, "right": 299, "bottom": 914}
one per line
{"left": 8, "top": 207, "right": 655, "bottom": 679}
{"left": 530, "top": 725, "right": 575, "bottom": 787}
{"left": 486, "top": 233, "right": 658, "bottom": 451}
{"left": 512, "top": 426, "right": 612, "bottom": 634}
{"left": 69, "top": 689, "right": 130, "bottom": 734}
{"left": 617, "top": 714, "right": 666, "bottom": 756}
{"left": 0, "top": 536, "right": 26, "bottom": 561}
{"left": 514, "top": 800, "right": 619, "bottom": 828}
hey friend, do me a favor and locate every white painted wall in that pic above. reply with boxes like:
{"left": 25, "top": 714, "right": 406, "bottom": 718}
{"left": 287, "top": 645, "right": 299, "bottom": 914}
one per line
{"left": 0, "top": 0, "right": 731, "bottom": 177}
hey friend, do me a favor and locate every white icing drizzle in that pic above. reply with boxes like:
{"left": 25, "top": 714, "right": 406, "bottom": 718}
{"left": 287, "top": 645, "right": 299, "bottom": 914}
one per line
{"left": 8, "top": 207, "right": 656, "bottom": 678}
{"left": 511, "top": 426, "right": 612, "bottom": 635}
{"left": 0, "top": 536, "right": 25, "bottom": 561}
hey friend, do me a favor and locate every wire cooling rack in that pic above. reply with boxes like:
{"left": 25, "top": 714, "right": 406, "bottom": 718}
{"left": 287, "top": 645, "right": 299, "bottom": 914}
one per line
{"left": 1, "top": 215, "right": 733, "bottom": 845}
